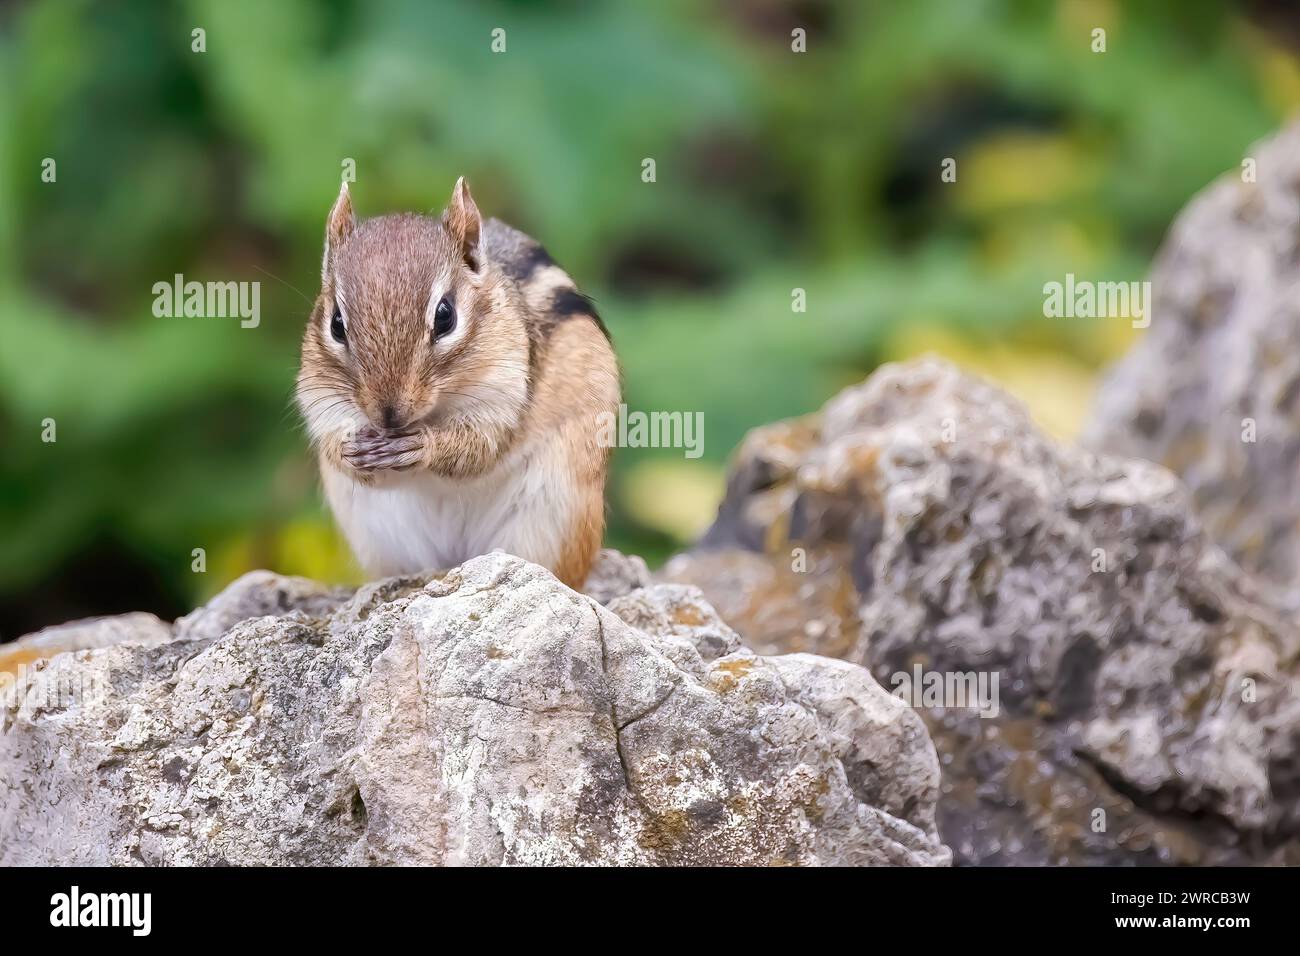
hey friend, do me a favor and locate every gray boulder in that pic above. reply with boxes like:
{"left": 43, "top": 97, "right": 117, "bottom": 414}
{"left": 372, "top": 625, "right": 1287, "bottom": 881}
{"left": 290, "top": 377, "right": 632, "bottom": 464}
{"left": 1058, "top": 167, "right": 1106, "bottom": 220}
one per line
{"left": 1085, "top": 121, "right": 1300, "bottom": 601}
{"left": 0, "top": 612, "right": 173, "bottom": 675}
{"left": 0, "top": 553, "right": 949, "bottom": 866}
{"left": 582, "top": 548, "right": 651, "bottom": 605}
{"left": 672, "top": 357, "right": 1300, "bottom": 864}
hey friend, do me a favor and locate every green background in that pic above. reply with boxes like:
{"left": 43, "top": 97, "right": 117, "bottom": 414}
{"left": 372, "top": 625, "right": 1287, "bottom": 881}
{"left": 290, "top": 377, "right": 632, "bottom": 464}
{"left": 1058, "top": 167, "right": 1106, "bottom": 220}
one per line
{"left": 0, "top": 0, "right": 1293, "bottom": 636}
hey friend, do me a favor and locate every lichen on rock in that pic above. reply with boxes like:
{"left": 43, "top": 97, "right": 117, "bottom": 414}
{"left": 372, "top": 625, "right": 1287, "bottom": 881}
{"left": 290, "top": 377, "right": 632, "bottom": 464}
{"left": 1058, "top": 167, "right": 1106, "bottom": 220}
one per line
{"left": 675, "top": 357, "right": 1300, "bottom": 865}
{"left": 0, "top": 552, "right": 950, "bottom": 866}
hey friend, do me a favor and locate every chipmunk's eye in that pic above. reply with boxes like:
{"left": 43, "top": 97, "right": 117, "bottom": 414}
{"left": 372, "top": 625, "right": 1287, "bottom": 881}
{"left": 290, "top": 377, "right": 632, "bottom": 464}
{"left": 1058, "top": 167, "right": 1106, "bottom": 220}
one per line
{"left": 433, "top": 296, "right": 456, "bottom": 340}
{"left": 330, "top": 306, "right": 346, "bottom": 344}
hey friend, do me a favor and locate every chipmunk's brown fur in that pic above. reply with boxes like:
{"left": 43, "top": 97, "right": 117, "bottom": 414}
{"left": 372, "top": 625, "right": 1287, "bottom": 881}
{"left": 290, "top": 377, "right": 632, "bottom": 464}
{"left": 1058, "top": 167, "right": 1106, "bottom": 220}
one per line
{"left": 296, "top": 179, "right": 619, "bottom": 588}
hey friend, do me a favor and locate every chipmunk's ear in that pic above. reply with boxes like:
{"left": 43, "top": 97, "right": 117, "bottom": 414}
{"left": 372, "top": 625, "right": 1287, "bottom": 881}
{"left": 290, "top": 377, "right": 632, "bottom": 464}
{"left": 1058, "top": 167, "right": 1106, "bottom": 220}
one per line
{"left": 322, "top": 181, "right": 355, "bottom": 280}
{"left": 444, "top": 176, "right": 482, "bottom": 272}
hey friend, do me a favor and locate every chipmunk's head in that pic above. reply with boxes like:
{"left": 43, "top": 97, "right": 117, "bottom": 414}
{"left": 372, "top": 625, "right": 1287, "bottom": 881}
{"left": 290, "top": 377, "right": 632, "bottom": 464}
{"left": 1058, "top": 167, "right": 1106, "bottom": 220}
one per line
{"left": 297, "top": 178, "right": 529, "bottom": 445}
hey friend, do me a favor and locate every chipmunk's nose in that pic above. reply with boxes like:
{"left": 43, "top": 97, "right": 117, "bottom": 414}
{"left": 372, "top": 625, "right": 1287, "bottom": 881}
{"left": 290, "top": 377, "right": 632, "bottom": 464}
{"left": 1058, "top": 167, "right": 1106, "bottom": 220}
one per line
{"left": 380, "top": 404, "right": 404, "bottom": 430}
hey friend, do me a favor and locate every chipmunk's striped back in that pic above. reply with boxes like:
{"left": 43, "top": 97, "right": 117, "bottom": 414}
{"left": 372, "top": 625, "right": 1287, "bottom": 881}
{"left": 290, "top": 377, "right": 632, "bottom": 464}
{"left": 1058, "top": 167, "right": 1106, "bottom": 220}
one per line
{"left": 485, "top": 218, "right": 610, "bottom": 362}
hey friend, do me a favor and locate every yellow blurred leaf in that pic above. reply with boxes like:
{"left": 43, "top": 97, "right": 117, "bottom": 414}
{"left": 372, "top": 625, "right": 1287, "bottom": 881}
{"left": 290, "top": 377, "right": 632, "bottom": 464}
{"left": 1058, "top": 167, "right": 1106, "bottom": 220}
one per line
{"left": 204, "top": 534, "right": 258, "bottom": 601}
{"left": 622, "top": 459, "right": 726, "bottom": 542}
{"left": 1243, "top": 29, "right": 1300, "bottom": 118}
{"left": 275, "top": 517, "right": 363, "bottom": 585}
{"left": 956, "top": 132, "right": 1096, "bottom": 215}
{"left": 203, "top": 516, "right": 361, "bottom": 603}
{"left": 1094, "top": 309, "right": 1143, "bottom": 362}
{"left": 980, "top": 218, "right": 1100, "bottom": 270}
{"left": 1057, "top": 0, "right": 1121, "bottom": 44}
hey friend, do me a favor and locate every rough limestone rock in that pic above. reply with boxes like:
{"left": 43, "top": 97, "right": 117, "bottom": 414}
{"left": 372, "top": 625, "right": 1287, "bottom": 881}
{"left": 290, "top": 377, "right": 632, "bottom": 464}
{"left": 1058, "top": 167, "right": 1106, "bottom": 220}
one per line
{"left": 672, "top": 357, "right": 1300, "bottom": 865}
{"left": 0, "top": 613, "right": 173, "bottom": 678}
{"left": 582, "top": 548, "right": 652, "bottom": 605}
{"left": 0, "top": 553, "right": 949, "bottom": 866}
{"left": 0, "top": 562, "right": 625, "bottom": 678}
{"left": 1085, "top": 121, "right": 1300, "bottom": 601}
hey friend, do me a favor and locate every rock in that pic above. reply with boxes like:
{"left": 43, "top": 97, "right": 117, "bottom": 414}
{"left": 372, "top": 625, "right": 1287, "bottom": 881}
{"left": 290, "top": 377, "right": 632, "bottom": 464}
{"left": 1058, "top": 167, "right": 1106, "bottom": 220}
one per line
{"left": 0, "top": 552, "right": 950, "bottom": 866}
{"left": 660, "top": 549, "right": 861, "bottom": 660}
{"left": 676, "top": 357, "right": 1300, "bottom": 865}
{"left": 0, "top": 613, "right": 172, "bottom": 677}
{"left": 582, "top": 548, "right": 651, "bottom": 605}
{"left": 0, "top": 571, "right": 349, "bottom": 679}
{"left": 174, "top": 569, "right": 351, "bottom": 642}
{"left": 1085, "top": 121, "right": 1300, "bottom": 600}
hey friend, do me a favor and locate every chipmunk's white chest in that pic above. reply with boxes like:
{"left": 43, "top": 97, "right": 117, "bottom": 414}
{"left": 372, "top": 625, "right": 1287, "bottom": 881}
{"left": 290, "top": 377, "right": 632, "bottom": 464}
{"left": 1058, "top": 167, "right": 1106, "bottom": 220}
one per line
{"left": 321, "top": 439, "right": 576, "bottom": 577}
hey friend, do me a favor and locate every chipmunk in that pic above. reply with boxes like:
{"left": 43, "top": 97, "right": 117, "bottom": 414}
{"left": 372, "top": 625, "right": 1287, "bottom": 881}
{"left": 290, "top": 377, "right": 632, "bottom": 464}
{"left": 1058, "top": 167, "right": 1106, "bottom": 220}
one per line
{"left": 296, "top": 178, "right": 620, "bottom": 589}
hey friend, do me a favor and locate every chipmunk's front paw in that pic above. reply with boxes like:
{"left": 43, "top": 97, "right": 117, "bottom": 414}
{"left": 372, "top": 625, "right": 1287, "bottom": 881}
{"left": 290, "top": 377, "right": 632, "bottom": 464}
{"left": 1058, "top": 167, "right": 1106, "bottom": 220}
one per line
{"left": 342, "top": 425, "right": 425, "bottom": 473}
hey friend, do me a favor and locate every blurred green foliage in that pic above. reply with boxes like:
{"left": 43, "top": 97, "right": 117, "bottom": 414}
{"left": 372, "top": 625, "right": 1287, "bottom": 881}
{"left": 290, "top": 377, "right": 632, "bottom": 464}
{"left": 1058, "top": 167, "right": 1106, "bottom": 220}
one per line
{"left": 0, "top": 0, "right": 1294, "bottom": 634}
